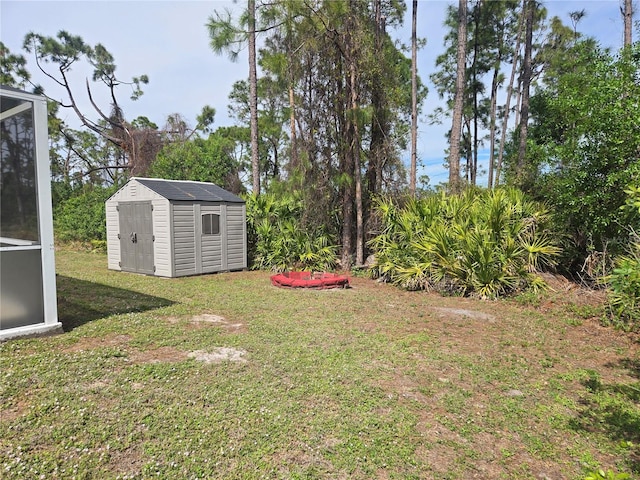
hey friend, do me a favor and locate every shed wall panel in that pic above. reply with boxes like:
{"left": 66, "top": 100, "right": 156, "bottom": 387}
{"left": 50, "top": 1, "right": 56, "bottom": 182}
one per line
{"left": 199, "top": 204, "right": 223, "bottom": 272}
{"left": 225, "top": 205, "right": 247, "bottom": 270}
{"left": 109, "top": 181, "right": 165, "bottom": 202}
{"left": 151, "top": 200, "right": 171, "bottom": 277}
{"left": 201, "top": 235, "right": 222, "bottom": 271}
{"left": 106, "top": 201, "right": 120, "bottom": 270}
{"left": 172, "top": 203, "right": 196, "bottom": 276}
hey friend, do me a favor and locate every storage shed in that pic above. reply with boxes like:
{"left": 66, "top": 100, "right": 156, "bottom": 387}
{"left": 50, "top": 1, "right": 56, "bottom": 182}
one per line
{"left": 106, "top": 178, "right": 247, "bottom": 277}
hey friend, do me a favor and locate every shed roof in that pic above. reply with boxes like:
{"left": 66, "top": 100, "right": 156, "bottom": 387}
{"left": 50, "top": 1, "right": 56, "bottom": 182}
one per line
{"left": 134, "top": 178, "right": 244, "bottom": 203}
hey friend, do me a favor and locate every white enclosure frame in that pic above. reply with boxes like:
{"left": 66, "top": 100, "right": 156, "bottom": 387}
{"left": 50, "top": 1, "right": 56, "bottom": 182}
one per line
{"left": 0, "top": 86, "right": 61, "bottom": 340}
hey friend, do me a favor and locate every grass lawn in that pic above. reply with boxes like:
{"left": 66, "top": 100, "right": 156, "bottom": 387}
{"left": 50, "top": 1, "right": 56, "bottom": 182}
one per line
{"left": 1, "top": 249, "right": 639, "bottom": 479}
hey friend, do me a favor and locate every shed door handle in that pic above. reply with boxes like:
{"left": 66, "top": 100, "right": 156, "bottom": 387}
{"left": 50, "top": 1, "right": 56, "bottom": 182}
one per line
{"left": 130, "top": 232, "right": 137, "bottom": 243}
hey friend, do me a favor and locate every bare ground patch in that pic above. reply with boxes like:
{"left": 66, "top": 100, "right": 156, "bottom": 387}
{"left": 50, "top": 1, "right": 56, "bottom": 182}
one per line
{"left": 187, "top": 347, "right": 248, "bottom": 364}
{"left": 166, "top": 313, "right": 246, "bottom": 332}
{"left": 129, "top": 346, "right": 188, "bottom": 364}
{"left": 61, "top": 333, "right": 251, "bottom": 366}
{"left": 432, "top": 307, "right": 496, "bottom": 322}
{"left": 61, "top": 334, "right": 188, "bottom": 364}
{"left": 62, "top": 334, "right": 131, "bottom": 353}
{"left": 0, "top": 398, "right": 30, "bottom": 423}
{"left": 106, "top": 444, "right": 146, "bottom": 478}
{"left": 540, "top": 272, "right": 607, "bottom": 303}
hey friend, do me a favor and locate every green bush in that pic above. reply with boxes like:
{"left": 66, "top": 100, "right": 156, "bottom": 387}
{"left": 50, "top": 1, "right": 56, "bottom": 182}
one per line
{"left": 519, "top": 42, "right": 640, "bottom": 274}
{"left": 54, "top": 185, "right": 118, "bottom": 243}
{"left": 246, "top": 192, "right": 338, "bottom": 272}
{"left": 369, "top": 188, "right": 560, "bottom": 299}
{"left": 604, "top": 241, "right": 640, "bottom": 331}
{"left": 584, "top": 468, "right": 631, "bottom": 480}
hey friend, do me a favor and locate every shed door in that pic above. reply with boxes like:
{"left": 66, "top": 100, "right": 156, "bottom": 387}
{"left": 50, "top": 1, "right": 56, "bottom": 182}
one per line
{"left": 119, "top": 202, "right": 154, "bottom": 275}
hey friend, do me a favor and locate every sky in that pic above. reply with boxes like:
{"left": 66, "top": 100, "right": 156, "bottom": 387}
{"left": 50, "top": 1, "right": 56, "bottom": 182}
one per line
{"left": 0, "top": 0, "right": 629, "bottom": 187}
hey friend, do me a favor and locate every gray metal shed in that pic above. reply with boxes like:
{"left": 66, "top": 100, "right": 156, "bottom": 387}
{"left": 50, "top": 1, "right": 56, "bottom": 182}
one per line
{"left": 106, "top": 178, "right": 247, "bottom": 277}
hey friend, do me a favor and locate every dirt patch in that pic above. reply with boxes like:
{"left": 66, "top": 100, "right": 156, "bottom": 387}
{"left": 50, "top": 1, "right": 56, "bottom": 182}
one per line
{"left": 63, "top": 334, "right": 131, "bottom": 353}
{"left": 272, "top": 441, "right": 338, "bottom": 478}
{"left": 0, "top": 398, "right": 30, "bottom": 423}
{"left": 539, "top": 272, "right": 607, "bottom": 307}
{"left": 106, "top": 445, "right": 146, "bottom": 478}
{"left": 191, "top": 313, "right": 227, "bottom": 323}
{"left": 432, "top": 307, "right": 496, "bottom": 322}
{"left": 167, "top": 313, "right": 246, "bottom": 332}
{"left": 62, "top": 335, "right": 187, "bottom": 365}
{"left": 377, "top": 374, "right": 431, "bottom": 404}
{"left": 86, "top": 379, "right": 111, "bottom": 391}
{"left": 129, "top": 346, "right": 187, "bottom": 364}
{"left": 191, "top": 314, "right": 245, "bottom": 330}
{"left": 187, "top": 347, "right": 248, "bottom": 364}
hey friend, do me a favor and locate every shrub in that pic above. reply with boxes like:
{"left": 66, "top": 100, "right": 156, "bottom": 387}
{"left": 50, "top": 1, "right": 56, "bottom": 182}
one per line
{"left": 369, "top": 188, "right": 560, "bottom": 299}
{"left": 584, "top": 468, "right": 631, "bottom": 480}
{"left": 54, "top": 185, "right": 117, "bottom": 243}
{"left": 604, "top": 240, "right": 640, "bottom": 331}
{"left": 246, "top": 192, "right": 338, "bottom": 272}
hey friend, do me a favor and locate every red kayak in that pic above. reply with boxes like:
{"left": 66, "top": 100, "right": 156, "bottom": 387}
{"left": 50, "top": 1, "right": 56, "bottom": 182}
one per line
{"left": 270, "top": 271, "right": 350, "bottom": 289}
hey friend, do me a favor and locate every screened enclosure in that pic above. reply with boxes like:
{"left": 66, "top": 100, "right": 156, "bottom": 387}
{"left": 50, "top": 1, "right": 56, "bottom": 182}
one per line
{"left": 1, "top": 86, "right": 61, "bottom": 340}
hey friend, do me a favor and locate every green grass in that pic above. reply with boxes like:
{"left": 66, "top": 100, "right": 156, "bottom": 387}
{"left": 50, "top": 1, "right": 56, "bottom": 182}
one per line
{"left": 1, "top": 249, "right": 639, "bottom": 479}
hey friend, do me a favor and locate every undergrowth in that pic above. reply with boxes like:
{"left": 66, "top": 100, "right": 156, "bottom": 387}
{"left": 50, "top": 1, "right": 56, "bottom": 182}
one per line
{"left": 369, "top": 187, "right": 560, "bottom": 299}
{"left": 604, "top": 240, "right": 640, "bottom": 331}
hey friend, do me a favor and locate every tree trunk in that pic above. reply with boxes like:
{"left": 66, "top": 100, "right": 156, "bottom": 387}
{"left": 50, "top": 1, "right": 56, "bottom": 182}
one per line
{"left": 341, "top": 186, "right": 353, "bottom": 269}
{"left": 495, "top": 0, "right": 524, "bottom": 187}
{"left": 623, "top": 0, "right": 633, "bottom": 47}
{"left": 470, "top": 0, "right": 480, "bottom": 187}
{"left": 336, "top": 41, "right": 353, "bottom": 270}
{"left": 348, "top": 2, "right": 363, "bottom": 267}
{"left": 340, "top": 104, "right": 354, "bottom": 270}
{"left": 516, "top": 0, "right": 533, "bottom": 182}
{"left": 487, "top": 61, "right": 500, "bottom": 188}
{"left": 352, "top": 58, "right": 364, "bottom": 267}
{"left": 248, "top": 0, "right": 260, "bottom": 195}
{"left": 513, "top": 75, "right": 522, "bottom": 129}
{"left": 367, "top": 0, "right": 385, "bottom": 199}
{"left": 464, "top": 118, "right": 472, "bottom": 183}
{"left": 364, "top": 0, "right": 386, "bottom": 263}
{"left": 449, "top": 0, "right": 467, "bottom": 194}
{"left": 410, "top": 0, "right": 418, "bottom": 196}
{"left": 472, "top": 90, "right": 478, "bottom": 186}
{"left": 289, "top": 84, "right": 298, "bottom": 172}
{"left": 286, "top": 15, "right": 298, "bottom": 174}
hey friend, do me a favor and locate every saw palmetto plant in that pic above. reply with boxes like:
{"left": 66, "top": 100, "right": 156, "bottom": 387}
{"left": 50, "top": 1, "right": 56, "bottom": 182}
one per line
{"left": 369, "top": 188, "right": 559, "bottom": 299}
